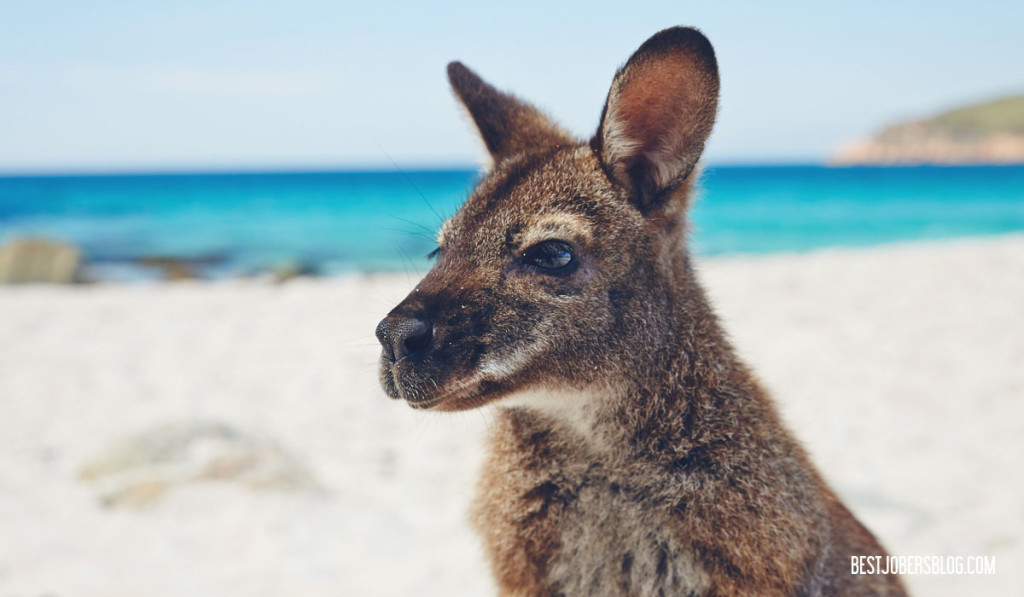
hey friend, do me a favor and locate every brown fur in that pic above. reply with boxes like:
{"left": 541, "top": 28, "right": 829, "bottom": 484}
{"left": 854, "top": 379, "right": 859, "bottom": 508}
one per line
{"left": 376, "top": 27, "right": 906, "bottom": 596}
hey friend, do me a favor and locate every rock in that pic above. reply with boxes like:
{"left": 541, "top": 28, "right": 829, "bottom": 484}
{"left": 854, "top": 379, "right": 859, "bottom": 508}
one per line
{"left": 135, "top": 254, "right": 228, "bottom": 281}
{"left": 833, "top": 131, "right": 1024, "bottom": 166}
{"left": 79, "top": 420, "right": 322, "bottom": 508}
{"left": 269, "top": 260, "right": 320, "bottom": 284}
{"left": 137, "top": 257, "right": 197, "bottom": 281}
{"left": 0, "top": 238, "right": 81, "bottom": 284}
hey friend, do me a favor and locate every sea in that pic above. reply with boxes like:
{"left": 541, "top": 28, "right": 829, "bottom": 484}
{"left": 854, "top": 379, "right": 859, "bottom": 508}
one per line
{"left": 1, "top": 165, "right": 1022, "bottom": 281}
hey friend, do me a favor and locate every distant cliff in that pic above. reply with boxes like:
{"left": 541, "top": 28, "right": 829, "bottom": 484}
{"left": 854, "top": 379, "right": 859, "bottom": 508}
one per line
{"left": 832, "top": 95, "right": 1024, "bottom": 165}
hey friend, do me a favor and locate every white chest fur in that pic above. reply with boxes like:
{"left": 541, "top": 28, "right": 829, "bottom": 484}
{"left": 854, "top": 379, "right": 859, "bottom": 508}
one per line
{"left": 498, "top": 386, "right": 605, "bottom": 440}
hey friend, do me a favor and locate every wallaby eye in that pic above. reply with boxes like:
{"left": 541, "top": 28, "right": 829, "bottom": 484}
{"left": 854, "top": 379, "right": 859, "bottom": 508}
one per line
{"left": 522, "top": 240, "right": 576, "bottom": 274}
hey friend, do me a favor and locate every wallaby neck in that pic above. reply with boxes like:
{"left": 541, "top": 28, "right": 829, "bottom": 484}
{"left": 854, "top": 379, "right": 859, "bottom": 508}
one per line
{"left": 614, "top": 281, "right": 767, "bottom": 459}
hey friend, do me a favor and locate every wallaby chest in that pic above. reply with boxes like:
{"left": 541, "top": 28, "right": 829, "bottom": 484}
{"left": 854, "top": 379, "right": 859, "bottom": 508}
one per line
{"left": 474, "top": 411, "right": 709, "bottom": 597}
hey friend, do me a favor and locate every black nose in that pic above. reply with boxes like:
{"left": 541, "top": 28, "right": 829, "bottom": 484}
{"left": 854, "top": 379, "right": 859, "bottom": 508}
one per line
{"left": 376, "top": 314, "right": 433, "bottom": 361}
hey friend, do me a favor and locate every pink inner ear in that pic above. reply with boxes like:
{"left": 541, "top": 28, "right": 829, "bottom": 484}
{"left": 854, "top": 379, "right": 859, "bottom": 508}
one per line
{"left": 615, "top": 56, "right": 705, "bottom": 157}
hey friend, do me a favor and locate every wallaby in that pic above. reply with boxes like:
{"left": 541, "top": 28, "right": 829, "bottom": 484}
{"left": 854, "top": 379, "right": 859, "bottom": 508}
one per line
{"left": 376, "top": 26, "right": 906, "bottom": 596}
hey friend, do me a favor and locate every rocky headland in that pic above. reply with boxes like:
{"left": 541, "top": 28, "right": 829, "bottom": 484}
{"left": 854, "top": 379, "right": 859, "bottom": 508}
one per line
{"left": 833, "top": 95, "right": 1024, "bottom": 165}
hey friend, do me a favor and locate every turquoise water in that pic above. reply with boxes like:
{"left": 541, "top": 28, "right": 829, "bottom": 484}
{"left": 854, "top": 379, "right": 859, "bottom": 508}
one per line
{"left": 1, "top": 166, "right": 1022, "bottom": 280}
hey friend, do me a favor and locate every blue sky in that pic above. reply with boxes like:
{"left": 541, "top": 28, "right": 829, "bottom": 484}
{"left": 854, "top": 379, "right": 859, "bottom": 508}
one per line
{"left": 1, "top": 0, "right": 1021, "bottom": 172}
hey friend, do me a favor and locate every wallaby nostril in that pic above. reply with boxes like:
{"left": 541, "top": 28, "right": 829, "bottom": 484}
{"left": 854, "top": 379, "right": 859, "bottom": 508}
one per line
{"left": 401, "top": 319, "right": 433, "bottom": 357}
{"left": 380, "top": 314, "right": 433, "bottom": 361}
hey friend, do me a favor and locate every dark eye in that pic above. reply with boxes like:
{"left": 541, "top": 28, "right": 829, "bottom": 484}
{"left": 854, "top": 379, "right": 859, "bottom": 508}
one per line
{"left": 522, "top": 240, "right": 576, "bottom": 274}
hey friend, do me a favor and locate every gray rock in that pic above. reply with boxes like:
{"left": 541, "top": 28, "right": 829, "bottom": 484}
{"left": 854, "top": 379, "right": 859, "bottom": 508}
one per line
{"left": 80, "top": 420, "right": 322, "bottom": 508}
{"left": 0, "top": 238, "right": 81, "bottom": 284}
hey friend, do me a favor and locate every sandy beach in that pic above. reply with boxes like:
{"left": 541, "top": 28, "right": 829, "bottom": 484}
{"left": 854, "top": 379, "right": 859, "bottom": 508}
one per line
{"left": 1, "top": 235, "right": 1021, "bottom": 596}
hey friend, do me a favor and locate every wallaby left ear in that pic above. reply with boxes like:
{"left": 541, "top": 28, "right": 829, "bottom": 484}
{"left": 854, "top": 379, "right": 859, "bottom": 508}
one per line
{"left": 594, "top": 27, "right": 720, "bottom": 211}
{"left": 448, "top": 62, "right": 574, "bottom": 164}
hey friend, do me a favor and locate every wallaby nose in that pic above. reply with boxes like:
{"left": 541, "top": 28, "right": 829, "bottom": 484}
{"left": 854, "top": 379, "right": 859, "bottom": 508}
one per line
{"left": 376, "top": 313, "right": 433, "bottom": 361}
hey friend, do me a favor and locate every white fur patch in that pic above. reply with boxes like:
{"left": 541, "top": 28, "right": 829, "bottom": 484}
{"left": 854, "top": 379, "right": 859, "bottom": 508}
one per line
{"left": 436, "top": 219, "right": 452, "bottom": 246}
{"left": 477, "top": 344, "right": 539, "bottom": 380}
{"left": 498, "top": 387, "right": 605, "bottom": 439}
{"left": 516, "top": 212, "right": 593, "bottom": 250}
{"left": 601, "top": 109, "right": 642, "bottom": 184}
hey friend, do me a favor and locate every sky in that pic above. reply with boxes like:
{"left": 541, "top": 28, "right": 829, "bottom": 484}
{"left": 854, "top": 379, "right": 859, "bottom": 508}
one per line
{"left": 1, "top": 0, "right": 1021, "bottom": 173}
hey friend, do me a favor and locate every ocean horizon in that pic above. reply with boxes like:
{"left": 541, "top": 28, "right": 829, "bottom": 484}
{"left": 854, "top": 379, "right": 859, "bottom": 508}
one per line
{"left": 2, "top": 164, "right": 1023, "bottom": 281}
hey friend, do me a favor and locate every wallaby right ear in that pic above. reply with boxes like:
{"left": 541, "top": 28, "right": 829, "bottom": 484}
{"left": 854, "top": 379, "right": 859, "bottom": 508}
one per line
{"left": 594, "top": 27, "right": 720, "bottom": 212}
{"left": 448, "top": 62, "right": 574, "bottom": 164}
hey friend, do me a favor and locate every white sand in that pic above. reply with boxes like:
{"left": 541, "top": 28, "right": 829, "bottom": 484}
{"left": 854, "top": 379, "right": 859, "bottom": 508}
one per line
{"left": 1, "top": 235, "right": 1022, "bottom": 596}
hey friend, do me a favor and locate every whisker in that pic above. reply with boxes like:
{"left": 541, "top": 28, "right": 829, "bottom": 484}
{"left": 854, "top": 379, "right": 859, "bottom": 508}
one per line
{"left": 384, "top": 214, "right": 439, "bottom": 240}
{"left": 377, "top": 145, "right": 446, "bottom": 226}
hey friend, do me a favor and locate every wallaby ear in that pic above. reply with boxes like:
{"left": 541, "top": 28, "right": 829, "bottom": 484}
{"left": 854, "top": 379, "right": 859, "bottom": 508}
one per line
{"left": 594, "top": 27, "right": 720, "bottom": 211}
{"left": 448, "top": 62, "right": 574, "bottom": 164}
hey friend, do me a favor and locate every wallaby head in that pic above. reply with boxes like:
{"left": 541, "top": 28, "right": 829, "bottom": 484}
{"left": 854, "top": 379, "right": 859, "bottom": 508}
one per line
{"left": 376, "top": 27, "right": 720, "bottom": 414}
